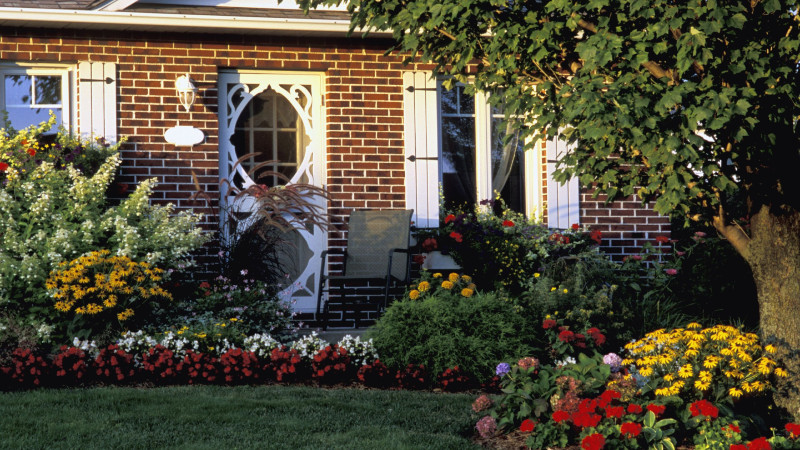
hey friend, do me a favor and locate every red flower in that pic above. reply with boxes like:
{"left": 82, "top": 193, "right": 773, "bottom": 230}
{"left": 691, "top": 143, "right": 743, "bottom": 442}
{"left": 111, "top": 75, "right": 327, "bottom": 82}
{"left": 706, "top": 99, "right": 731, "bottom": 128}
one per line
{"left": 599, "top": 390, "right": 621, "bottom": 407}
{"left": 647, "top": 404, "right": 666, "bottom": 416}
{"left": 552, "top": 410, "right": 570, "bottom": 423}
{"left": 655, "top": 235, "right": 670, "bottom": 244}
{"left": 0, "top": 162, "right": 8, "bottom": 172}
{"left": 199, "top": 281, "right": 211, "bottom": 290}
{"left": 581, "top": 433, "right": 605, "bottom": 450}
{"left": 542, "top": 319, "right": 557, "bottom": 329}
{"left": 620, "top": 422, "right": 642, "bottom": 438}
{"left": 725, "top": 424, "right": 741, "bottom": 434}
{"left": 412, "top": 254, "right": 426, "bottom": 265}
{"left": 730, "top": 445, "right": 748, "bottom": 450}
{"left": 571, "top": 223, "right": 580, "bottom": 230}
{"left": 786, "top": 423, "right": 800, "bottom": 437}
{"left": 747, "top": 437, "right": 772, "bottom": 450}
{"left": 572, "top": 411, "right": 602, "bottom": 428}
{"left": 26, "top": 148, "right": 36, "bottom": 156}
{"left": 558, "top": 330, "right": 575, "bottom": 343}
{"left": 665, "top": 268, "right": 678, "bottom": 276}
{"left": 519, "top": 419, "right": 535, "bottom": 433}
{"left": 590, "top": 229, "right": 602, "bottom": 245}
{"left": 627, "top": 404, "right": 643, "bottom": 414}
{"left": 587, "top": 328, "right": 606, "bottom": 346}
{"left": 503, "top": 219, "right": 515, "bottom": 227}
{"left": 421, "top": 237, "right": 438, "bottom": 252}
{"left": 690, "top": 399, "right": 719, "bottom": 419}
{"left": 449, "top": 231, "right": 463, "bottom": 243}
{"left": 444, "top": 214, "right": 456, "bottom": 224}
{"left": 605, "top": 406, "right": 625, "bottom": 419}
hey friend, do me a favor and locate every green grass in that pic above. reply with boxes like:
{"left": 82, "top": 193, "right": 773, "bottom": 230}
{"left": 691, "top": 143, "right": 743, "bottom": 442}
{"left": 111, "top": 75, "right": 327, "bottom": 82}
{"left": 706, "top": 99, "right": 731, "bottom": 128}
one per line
{"left": 0, "top": 385, "right": 479, "bottom": 450}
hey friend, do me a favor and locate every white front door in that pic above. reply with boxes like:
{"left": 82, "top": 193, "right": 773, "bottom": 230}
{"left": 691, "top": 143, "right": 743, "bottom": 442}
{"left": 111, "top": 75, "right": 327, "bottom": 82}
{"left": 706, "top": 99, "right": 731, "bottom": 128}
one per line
{"left": 218, "top": 71, "right": 326, "bottom": 312}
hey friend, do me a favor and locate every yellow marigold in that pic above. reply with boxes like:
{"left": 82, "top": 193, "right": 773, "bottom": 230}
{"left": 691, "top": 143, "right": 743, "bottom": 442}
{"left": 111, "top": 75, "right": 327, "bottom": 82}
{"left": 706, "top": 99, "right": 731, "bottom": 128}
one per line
{"left": 418, "top": 281, "right": 430, "bottom": 292}
{"left": 461, "top": 275, "right": 472, "bottom": 282}
{"left": 448, "top": 273, "right": 459, "bottom": 283}
{"left": 408, "top": 290, "right": 420, "bottom": 300}
{"left": 461, "top": 288, "right": 474, "bottom": 298}
{"left": 550, "top": 287, "right": 557, "bottom": 292}
{"left": 534, "top": 273, "right": 540, "bottom": 278}
{"left": 433, "top": 273, "right": 442, "bottom": 278}
{"left": 441, "top": 281, "right": 454, "bottom": 290}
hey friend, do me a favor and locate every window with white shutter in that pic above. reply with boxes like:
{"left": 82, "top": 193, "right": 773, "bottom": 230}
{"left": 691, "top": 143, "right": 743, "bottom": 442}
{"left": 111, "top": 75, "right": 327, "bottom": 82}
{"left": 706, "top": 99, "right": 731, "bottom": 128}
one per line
{"left": 78, "top": 62, "right": 117, "bottom": 143}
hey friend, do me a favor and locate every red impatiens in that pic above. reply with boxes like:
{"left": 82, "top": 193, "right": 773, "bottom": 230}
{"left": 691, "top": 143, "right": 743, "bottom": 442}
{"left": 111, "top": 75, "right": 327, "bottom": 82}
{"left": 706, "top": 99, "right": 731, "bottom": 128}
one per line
{"left": 449, "top": 231, "right": 463, "bottom": 243}
{"left": 444, "top": 214, "right": 456, "bottom": 224}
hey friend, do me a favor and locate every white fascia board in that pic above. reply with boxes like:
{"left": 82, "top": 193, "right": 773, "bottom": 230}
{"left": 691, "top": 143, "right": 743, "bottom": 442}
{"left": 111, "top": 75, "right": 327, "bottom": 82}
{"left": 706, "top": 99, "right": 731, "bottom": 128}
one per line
{"left": 0, "top": 7, "right": 382, "bottom": 38}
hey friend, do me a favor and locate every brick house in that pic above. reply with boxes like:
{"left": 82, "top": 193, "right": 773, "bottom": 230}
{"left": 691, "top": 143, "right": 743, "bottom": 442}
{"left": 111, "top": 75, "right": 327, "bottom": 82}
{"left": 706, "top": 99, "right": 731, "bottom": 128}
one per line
{"left": 0, "top": 0, "right": 669, "bottom": 322}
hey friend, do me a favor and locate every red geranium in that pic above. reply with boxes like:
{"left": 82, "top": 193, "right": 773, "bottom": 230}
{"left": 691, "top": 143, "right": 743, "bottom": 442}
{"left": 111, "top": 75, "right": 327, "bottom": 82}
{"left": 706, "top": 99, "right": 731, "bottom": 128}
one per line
{"left": 449, "top": 231, "right": 463, "bottom": 243}
{"left": 605, "top": 406, "right": 625, "bottom": 419}
{"left": 590, "top": 229, "right": 602, "bottom": 244}
{"left": 581, "top": 433, "right": 605, "bottom": 450}
{"left": 0, "top": 162, "right": 8, "bottom": 172}
{"left": 26, "top": 148, "right": 36, "bottom": 156}
{"left": 552, "top": 410, "right": 570, "bottom": 423}
{"left": 647, "top": 404, "right": 666, "bottom": 416}
{"left": 542, "top": 319, "right": 557, "bottom": 329}
{"left": 571, "top": 223, "right": 580, "bottom": 230}
{"left": 558, "top": 330, "right": 575, "bottom": 343}
{"left": 730, "top": 445, "right": 748, "bottom": 450}
{"left": 587, "top": 327, "right": 606, "bottom": 346}
{"left": 620, "top": 422, "right": 642, "bottom": 438}
{"left": 444, "top": 214, "right": 456, "bottom": 224}
{"left": 519, "top": 419, "right": 535, "bottom": 433}
{"left": 572, "top": 411, "right": 602, "bottom": 428}
{"left": 690, "top": 399, "right": 719, "bottom": 419}
{"left": 747, "top": 437, "right": 772, "bottom": 450}
{"left": 786, "top": 422, "right": 800, "bottom": 437}
{"left": 503, "top": 219, "right": 515, "bottom": 227}
{"left": 627, "top": 403, "right": 643, "bottom": 414}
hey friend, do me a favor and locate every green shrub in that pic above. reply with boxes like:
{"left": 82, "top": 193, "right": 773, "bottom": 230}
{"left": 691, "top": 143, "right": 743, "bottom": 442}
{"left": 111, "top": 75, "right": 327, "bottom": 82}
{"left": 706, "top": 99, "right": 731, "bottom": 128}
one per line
{"left": 0, "top": 120, "right": 207, "bottom": 343}
{"left": 369, "top": 290, "right": 538, "bottom": 382}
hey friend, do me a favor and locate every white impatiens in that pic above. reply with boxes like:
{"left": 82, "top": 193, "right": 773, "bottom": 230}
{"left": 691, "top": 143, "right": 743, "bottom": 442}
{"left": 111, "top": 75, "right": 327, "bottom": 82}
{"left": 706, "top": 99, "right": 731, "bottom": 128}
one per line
{"left": 243, "top": 333, "right": 280, "bottom": 359}
{"left": 336, "top": 334, "right": 379, "bottom": 366}
{"left": 291, "top": 331, "right": 329, "bottom": 360}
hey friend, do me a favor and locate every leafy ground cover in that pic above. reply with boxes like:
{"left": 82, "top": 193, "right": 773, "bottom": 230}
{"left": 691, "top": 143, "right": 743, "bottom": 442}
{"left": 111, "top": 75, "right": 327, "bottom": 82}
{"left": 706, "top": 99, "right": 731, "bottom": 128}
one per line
{"left": 0, "top": 385, "right": 478, "bottom": 450}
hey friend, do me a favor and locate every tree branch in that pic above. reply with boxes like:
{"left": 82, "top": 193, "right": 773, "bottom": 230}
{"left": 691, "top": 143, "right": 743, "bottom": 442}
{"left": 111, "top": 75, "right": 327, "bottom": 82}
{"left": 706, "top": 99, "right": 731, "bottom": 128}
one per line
{"left": 711, "top": 198, "right": 751, "bottom": 261}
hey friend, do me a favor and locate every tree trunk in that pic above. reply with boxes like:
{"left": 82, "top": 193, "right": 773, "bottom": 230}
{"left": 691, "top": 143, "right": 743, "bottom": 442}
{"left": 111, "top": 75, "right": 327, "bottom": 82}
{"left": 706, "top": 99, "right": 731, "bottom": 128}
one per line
{"left": 743, "top": 204, "right": 800, "bottom": 418}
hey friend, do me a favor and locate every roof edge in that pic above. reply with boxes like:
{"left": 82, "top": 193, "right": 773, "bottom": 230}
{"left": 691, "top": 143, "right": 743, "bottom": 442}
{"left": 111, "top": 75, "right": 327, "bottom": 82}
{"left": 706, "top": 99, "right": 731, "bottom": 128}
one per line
{"left": 0, "top": 7, "right": 384, "bottom": 38}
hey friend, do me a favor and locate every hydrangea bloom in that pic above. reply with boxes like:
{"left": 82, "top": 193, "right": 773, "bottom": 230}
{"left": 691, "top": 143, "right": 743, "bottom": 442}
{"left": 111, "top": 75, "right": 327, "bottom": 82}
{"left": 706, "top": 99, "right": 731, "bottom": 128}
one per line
{"left": 603, "top": 352, "right": 623, "bottom": 372}
{"left": 495, "top": 362, "right": 511, "bottom": 377}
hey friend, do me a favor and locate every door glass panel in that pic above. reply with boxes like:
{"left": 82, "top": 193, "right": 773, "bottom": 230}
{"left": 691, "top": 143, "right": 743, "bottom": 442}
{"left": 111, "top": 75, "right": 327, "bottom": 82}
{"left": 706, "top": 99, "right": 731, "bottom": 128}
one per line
{"left": 491, "top": 117, "right": 525, "bottom": 213}
{"left": 440, "top": 84, "right": 476, "bottom": 211}
{"left": 231, "top": 88, "right": 309, "bottom": 187}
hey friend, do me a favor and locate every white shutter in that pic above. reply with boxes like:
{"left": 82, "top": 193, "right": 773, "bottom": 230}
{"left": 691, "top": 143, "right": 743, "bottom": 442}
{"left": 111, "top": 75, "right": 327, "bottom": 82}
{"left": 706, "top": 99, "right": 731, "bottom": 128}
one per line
{"left": 546, "top": 137, "right": 580, "bottom": 228}
{"left": 403, "top": 71, "right": 439, "bottom": 228}
{"left": 79, "top": 61, "right": 117, "bottom": 143}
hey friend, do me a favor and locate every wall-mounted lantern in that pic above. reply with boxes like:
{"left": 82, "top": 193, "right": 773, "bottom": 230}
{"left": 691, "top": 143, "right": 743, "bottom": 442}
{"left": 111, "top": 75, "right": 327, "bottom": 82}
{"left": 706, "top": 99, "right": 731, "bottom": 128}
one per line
{"left": 175, "top": 73, "right": 197, "bottom": 112}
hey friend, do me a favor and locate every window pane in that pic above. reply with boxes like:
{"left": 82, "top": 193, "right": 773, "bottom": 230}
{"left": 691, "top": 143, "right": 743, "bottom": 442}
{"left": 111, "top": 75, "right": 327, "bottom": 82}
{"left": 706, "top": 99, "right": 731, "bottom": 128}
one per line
{"left": 441, "top": 116, "right": 476, "bottom": 210}
{"left": 458, "top": 85, "right": 474, "bottom": 115}
{"left": 440, "top": 86, "right": 457, "bottom": 115}
{"left": 4, "top": 75, "right": 31, "bottom": 105}
{"left": 491, "top": 118, "right": 525, "bottom": 213}
{"left": 35, "top": 76, "right": 61, "bottom": 105}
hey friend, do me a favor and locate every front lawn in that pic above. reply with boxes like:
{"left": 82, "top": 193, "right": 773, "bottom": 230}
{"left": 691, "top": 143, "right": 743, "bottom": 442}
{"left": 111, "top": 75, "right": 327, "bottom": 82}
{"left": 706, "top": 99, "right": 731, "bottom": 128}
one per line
{"left": 0, "top": 385, "right": 478, "bottom": 450}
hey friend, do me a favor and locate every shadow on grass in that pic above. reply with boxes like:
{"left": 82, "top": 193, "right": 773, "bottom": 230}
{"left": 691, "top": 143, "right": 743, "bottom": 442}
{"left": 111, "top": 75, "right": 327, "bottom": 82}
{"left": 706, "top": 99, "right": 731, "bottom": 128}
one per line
{"left": 0, "top": 385, "right": 480, "bottom": 449}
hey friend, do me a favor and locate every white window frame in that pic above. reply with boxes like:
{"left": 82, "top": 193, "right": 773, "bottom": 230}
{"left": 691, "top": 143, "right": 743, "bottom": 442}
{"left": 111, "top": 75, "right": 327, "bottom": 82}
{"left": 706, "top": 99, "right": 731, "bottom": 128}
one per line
{"left": 438, "top": 81, "right": 539, "bottom": 218}
{"left": 0, "top": 63, "right": 74, "bottom": 133}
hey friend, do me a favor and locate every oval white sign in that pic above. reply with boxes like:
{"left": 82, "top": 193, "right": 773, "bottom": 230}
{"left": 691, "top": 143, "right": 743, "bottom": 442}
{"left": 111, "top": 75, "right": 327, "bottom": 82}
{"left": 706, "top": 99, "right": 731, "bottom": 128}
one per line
{"left": 164, "top": 126, "right": 205, "bottom": 146}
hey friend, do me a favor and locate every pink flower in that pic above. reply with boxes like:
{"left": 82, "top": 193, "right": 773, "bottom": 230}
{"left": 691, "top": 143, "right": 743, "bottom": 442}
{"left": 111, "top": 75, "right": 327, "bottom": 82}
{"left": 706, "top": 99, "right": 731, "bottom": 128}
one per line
{"left": 475, "top": 416, "right": 496, "bottom": 438}
{"left": 665, "top": 268, "right": 678, "bottom": 276}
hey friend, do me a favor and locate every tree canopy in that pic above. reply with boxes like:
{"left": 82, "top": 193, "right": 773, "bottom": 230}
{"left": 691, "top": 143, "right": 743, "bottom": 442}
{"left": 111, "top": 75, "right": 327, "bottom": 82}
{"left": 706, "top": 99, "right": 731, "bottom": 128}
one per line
{"left": 303, "top": 0, "right": 800, "bottom": 259}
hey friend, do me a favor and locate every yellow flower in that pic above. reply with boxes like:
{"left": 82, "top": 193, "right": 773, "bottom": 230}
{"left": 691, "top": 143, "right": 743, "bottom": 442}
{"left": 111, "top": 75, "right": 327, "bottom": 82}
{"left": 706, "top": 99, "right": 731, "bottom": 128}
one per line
{"left": 764, "top": 344, "right": 777, "bottom": 354}
{"left": 229, "top": 318, "right": 239, "bottom": 322}
{"left": 461, "top": 275, "right": 472, "bottom": 282}
{"left": 694, "top": 380, "right": 711, "bottom": 391}
{"left": 448, "top": 273, "right": 459, "bottom": 283}
{"left": 550, "top": 287, "right": 557, "bottom": 292}
{"left": 441, "top": 281, "right": 454, "bottom": 290}
{"left": 775, "top": 367, "right": 788, "bottom": 377}
{"left": 663, "top": 374, "right": 675, "bottom": 382}
{"left": 461, "top": 288, "right": 474, "bottom": 298}
{"left": 687, "top": 322, "right": 702, "bottom": 329}
{"left": 678, "top": 364, "right": 693, "bottom": 378}
{"left": 117, "top": 309, "right": 134, "bottom": 321}
{"left": 534, "top": 273, "right": 540, "bottom": 278}
{"left": 729, "top": 387, "right": 743, "bottom": 398}
{"left": 433, "top": 273, "right": 442, "bottom": 278}
{"left": 409, "top": 290, "right": 420, "bottom": 300}
{"left": 562, "top": 288, "right": 568, "bottom": 294}
{"left": 418, "top": 281, "right": 430, "bottom": 292}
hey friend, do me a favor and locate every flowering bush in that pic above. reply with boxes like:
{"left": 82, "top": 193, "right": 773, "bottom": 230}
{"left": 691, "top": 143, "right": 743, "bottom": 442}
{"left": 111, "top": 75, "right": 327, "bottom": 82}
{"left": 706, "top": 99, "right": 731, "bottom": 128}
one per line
{"left": 186, "top": 274, "right": 298, "bottom": 339}
{"left": 396, "top": 363, "right": 430, "bottom": 390}
{"left": 542, "top": 317, "right": 608, "bottom": 362}
{"left": 52, "top": 345, "right": 92, "bottom": 386}
{"left": 48, "top": 250, "right": 172, "bottom": 339}
{"left": 269, "top": 346, "right": 304, "bottom": 382}
{"left": 336, "top": 334, "right": 378, "bottom": 368}
{"left": 1, "top": 347, "right": 49, "bottom": 389}
{"left": 219, "top": 348, "right": 260, "bottom": 384}
{"left": 623, "top": 323, "right": 786, "bottom": 402}
{"left": 311, "top": 344, "right": 351, "bottom": 384}
{"left": 405, "top": 270, "right": 477, "bottom": 301}
{"left": 182, "top": 350, "right": 219, "bottom": 384}
{"left": 418, "top": 201, "right": 597, "bottom": 293}
{"left": 94, "top": 344, "right": 136, "bottom": 384}
{"left": 0, "top": 121, "right": 207, "bottom": 343}
{"left": 357, "top": 359, "right": 394, "bottom": 388}
{"left": 242, "top": 333, "right": 280, "bottom": 359}
{"left": 140, "top": 345, "right": 183, "bottom": 384}
{"left": 291, "top": 331, "right": 329, "bottom": 362}
{"left": 437, "top": 365, "right": 475, "bottom": 392}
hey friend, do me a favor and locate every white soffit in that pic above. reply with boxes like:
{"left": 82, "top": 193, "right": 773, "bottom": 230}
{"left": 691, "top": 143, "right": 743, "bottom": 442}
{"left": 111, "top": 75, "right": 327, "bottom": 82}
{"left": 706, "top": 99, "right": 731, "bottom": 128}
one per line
{"left": 0, "top": 6, "right": 375, "bottom": 38}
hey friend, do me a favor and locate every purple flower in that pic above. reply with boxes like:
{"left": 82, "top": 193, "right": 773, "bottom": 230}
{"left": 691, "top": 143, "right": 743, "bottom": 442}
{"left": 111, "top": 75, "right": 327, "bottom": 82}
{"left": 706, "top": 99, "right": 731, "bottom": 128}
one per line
{"left": 603, "top": 353, "right": 623, "bottom": 372}
{"left": 475, "top": 416, "right": 497, "bottom": 438}
{"left": 495, "top": 362, "right": 511, "bottom": 377}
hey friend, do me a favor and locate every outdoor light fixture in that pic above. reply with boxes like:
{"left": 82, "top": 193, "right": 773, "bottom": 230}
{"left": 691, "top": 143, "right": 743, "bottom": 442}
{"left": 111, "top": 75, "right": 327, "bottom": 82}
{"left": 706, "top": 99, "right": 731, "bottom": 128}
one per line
{"left": 165, "top": 72, "right": 204, "bottom": 146}
{"left": 175, "top": 73, "right": 197, "bottom": 112}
